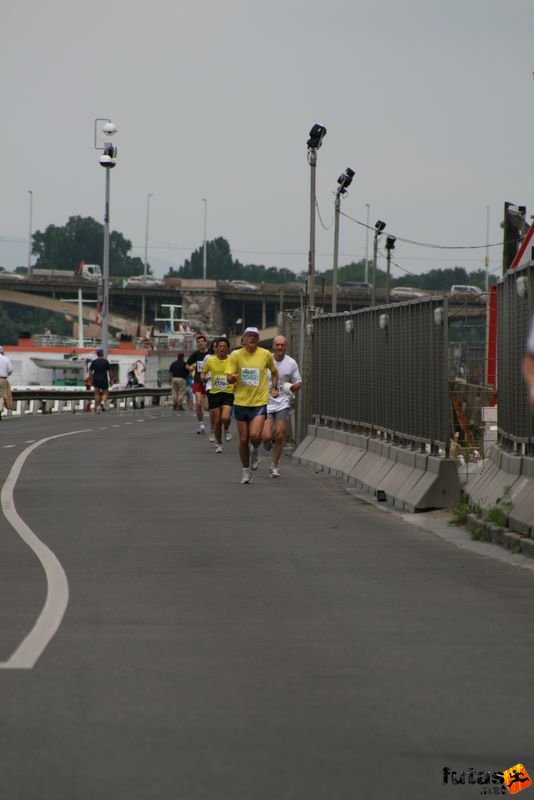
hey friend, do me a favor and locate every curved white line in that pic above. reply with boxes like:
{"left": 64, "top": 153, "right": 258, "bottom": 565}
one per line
{"left": 0, "top": 430, "right": 91, "bottom": 669}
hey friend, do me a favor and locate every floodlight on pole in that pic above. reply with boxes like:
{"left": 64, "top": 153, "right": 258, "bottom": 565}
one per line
{"left": 94, "top": 117, "right": 118, "bottom": 357}
{"left": 372, "top": 220, "right": 386, "bottom": 307}
{"left": 332, "top": 167, "right": 355, "bottom": 313}
{"left": 306, "top": 123, "right": 326, "bottom": 309}
{"left": 385, "top": 235, "right": 396, "bottom": 304}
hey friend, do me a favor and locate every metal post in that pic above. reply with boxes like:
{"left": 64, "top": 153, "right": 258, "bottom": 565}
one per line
{"left": 77, "top": 289, "right": 84, "bottom": 348}
{"left": 202, "top": 198, "right": 208, "bottom": 280}
{"left": 27, "top": 190, "right": 33, "bottom": 275}
{"left": 102, "top": 167, "right": 110, "bottom": 355}
{"left": 308, "top": 149, "right": 317, "bottom": 309}
{"left": 485, "top": 205, "right": 490, "bottom": 293}
{"left": 332, "top": 193, "right": 340, "bottom": 313}
{"left": 143, "top": 193, "right": 153, "bottom": 278}
{"left": 364, "top": 203, "right": 370, "bottom": 283}
{"left": 372, "top": 231, "right": 378, "bottom": 307}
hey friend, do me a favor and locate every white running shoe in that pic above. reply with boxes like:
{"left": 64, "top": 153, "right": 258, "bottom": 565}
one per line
{"left": 270, "top": 465, "right": 280, "bottom": 478}
{"left": 241, "top": 468, "right": 252, "bottom": 484}
{"left": 209, "top": 430, "right": 215, "bottom": 442}
{"left": 197, "top": 423, "right": 205, "bottom": 435}
{"left": 225, "top": 430, "right": 232, "bottom": 442}
{"left": 250, "top": 448, "right": 260, "bottom": 471}
{"left": 215, "top": 444, "right": 223, "bottom": 453}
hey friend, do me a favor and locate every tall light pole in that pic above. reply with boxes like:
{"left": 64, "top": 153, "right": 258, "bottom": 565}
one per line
{"left": 332, "top": 167, "right": 355, "bottom": 313}
{"left": 94, "top": 118, "right": 118, "bottom": 357}
{"left": 385, "top": 235, "right": 396, "bottom": 304}
{"left": 364, "top": 203, "right": 370, "bottom": 283}
{"left": 27, "top": 190, "right": 33, "bottom": 275}
{"left": 202, "top": 198, "right": 208, "bottom": 280}
{"left": 484, "top": 205, "right": 490, "bottom": 293}
{"left": 372, "top": 220, "right": 386, "bottom": 306}
{"left": 143, "top": 193, "right": 153, "bottom": 278}
{"left": 306, "top": 124, "right": 326, "bottom": 309}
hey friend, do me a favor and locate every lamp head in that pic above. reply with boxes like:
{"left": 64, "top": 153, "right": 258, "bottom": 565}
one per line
{"left": 337, "top": 166, "right": 355, "bottom": 195}
{"left": 385, "top": 235, "right": 396, "bottom": 251}
{"left": 102, "top": 121, "right": 117, "bottom": 136}
{"left": 375, "top": 220, "right": 386, "bottom": 234}
{"left": 307, "top": 123, "right": 327, "bottom": 149}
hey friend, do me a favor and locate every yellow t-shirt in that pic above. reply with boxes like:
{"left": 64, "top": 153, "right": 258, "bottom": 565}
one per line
{"left": 202, "top": 355, "right": 233, "bottom": 394}
{"left": 226, "top": 346, "right": 277, "bottom": 407}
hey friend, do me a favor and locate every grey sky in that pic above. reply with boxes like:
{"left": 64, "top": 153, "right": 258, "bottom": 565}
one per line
{"left": 2, "top": 0, "right": 533, "bottom": 280}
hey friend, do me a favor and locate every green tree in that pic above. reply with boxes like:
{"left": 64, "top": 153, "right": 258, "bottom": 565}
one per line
{"left": 32, "top": 215, "right": 146, "bottom": 278}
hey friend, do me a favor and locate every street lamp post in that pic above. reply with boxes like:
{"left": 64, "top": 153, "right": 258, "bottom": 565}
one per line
{"left": 94, "top": 118, "right": 118, "bottom": 357}
{"left": 306, "top": 124, "right": 326, "bottom": 309}
{"left": 372, "top": 220, "right": 386, "bottom": 307}
{"left": 385, "top": 235, "right": 396, "bottom": 304}
{"left": 202, "top": 198, "right": 208, "bottom": 280}
{"left": 332, "top": 167, "right": 355, "bottom": 313}
{"left": 364, "top": 203, "right": 370, "bottom": 284}
{"left": 143, "top": 193, "right": 153, "bottom": 278}
{"left": 27, "top": 190, "right": 33, "bottom": 275}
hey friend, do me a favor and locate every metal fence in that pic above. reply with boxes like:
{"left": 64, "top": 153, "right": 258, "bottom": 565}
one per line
{"left": 496, "top": 264, "right": 534, "bottom": 451}
{"left": 281, "top": 299, "right": 451, "bottom": 453}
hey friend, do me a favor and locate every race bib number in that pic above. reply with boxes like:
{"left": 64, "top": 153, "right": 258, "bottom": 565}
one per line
{"left": 213, "top": 375, "right": 228, "bottom": 390}
{"left": 241, "top": 368, "right": 260, "bottom": 387}
{"left": 196, "top": 361, "right": 205, "bottom": 373}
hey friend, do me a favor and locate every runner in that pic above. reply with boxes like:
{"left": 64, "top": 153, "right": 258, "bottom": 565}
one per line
{"left": 262, "top": 335, "right": 302, "bottom": 477}
{"left": 225, "top": 327, "right": 279, "bottom": 484}
{"left": 187, "top": 333, "right": 210, "bottom": 433}
{"left": 88, "top": 348, "right": 113, "bottom": 413}
{"left": 201, "top": 337, "right": 234, "bottom": 453}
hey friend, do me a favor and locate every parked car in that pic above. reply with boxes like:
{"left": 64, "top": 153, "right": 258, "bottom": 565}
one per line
{"left": 125, "top": 276, "right": 162, "bottom": 287}
{"left": 229, "top": 280, "right": 258, "bottom": 291}
{"left": 340, "top": 281, "right": 371, "bottom": 290}
{"left": 390, "top": 286, "right": 428, "bottom": 299}
{"left": 449, "top": 285, "right": 482, "bottom": 295}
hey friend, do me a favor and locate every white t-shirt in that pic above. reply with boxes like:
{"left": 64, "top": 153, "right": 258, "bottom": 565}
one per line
{"left": 267, "top": 354, "right": 302, "bottom": 412}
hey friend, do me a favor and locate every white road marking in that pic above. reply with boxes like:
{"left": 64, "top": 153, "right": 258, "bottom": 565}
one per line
{"left": 0, "top": 429, "right": 91, "bottom": 669}
{"left": 24, "top": 440, "right": 37, "bottom": 444}
{"left": 3, "top": 445, "right": 16, "bottom": 449}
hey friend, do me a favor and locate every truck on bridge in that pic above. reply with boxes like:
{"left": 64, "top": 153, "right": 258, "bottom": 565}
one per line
{"left": 28, "top": 263, "right": 102, "bottom": 281}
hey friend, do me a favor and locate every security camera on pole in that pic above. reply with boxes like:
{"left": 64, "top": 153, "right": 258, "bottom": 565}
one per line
{"left": 94, "top": 118, "right": 118, "bottom": 357}
{"left": 306, "top": 124, "right": 326, "bottom": 309}
{"left": 332, "top": 167, "right": 355, "bottom": 313}
{"left": 372, "top": 220, "right": 386, "bottom": 307}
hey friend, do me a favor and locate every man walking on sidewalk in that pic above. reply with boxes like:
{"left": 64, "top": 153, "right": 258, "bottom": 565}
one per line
{"left": 225, "top": 327, "right": 278, "bottom": 484}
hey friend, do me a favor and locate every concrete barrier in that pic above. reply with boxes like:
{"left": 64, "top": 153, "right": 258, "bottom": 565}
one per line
{"left": 292, "top": 425, "right": 461, "bottom": 511}
{"left": 466, "top": 445, "right": 534, "bottom": 537}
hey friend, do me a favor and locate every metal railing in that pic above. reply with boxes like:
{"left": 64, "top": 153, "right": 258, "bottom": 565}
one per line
{"left": 4, "top": 387, "right": 171, "bottom": 418}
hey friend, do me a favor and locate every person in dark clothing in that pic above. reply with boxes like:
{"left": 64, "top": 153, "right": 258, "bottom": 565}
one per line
{"left": 88, "top": 348, "right": 113, "bottom": 413}
{"left": 168, "top": 351, "right": 189, "bottom": 411}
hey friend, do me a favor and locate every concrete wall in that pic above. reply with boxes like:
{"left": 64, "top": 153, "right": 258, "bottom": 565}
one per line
{"left": 292, "top": 425, "right": 461, "bottom": 512}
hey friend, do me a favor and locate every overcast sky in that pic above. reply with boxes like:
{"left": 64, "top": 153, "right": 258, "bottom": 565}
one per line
{"left": 2, "top": 0, "right": 534, "bottom": 281}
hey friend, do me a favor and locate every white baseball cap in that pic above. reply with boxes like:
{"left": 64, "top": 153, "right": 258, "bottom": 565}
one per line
{"left": 243, "top": 327, "right": 260, "bottom": 336}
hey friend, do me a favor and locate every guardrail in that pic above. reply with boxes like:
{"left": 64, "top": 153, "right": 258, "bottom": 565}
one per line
{"left": 5, "top": 387, "right": 171, "bottom": 418}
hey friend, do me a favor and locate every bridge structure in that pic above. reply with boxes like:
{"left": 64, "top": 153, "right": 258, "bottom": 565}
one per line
{"left": 0, "top": 275, "right": 488, "bottom": 340}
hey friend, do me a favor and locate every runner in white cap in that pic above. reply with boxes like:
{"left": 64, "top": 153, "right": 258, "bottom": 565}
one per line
{"left": 225, "top": 327, "right": 279, "bottom": 483}
{"left": 262, "top": 335, "right": 302, "bottom": 477}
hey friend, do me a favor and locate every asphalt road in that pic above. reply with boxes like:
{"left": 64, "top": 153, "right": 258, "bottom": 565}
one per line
{"left": 0, "top": 408, "right": 533, "bottom": 799}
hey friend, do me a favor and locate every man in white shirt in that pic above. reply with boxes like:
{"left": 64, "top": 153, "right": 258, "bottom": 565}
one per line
{"left": 0, "top": 346, "right": 14, "bottom": 419}
{"left": 262, "top": 335, "right": 302, "bottom": 478}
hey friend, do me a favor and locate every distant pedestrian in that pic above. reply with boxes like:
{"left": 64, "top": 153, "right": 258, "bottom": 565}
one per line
{"left": 262, "top": 335, "right": 302, "bottom": 478}
{"left": 168, "top": 351, "right": 189, "bottom": 411}
{"left": 88, "top": 348, "right": 113, "bottom": 413}
{"left": 0, "top": 346, "right": 13, "bottom": 419}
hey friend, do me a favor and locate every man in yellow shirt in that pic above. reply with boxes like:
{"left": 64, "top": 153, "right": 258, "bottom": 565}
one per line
{"left": 226, "top": 327, "right": 279, "bottom": 483}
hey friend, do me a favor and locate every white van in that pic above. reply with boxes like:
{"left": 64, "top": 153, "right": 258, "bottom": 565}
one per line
{"left": 450, "top": 285, "right": 482, "bottom": 295}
